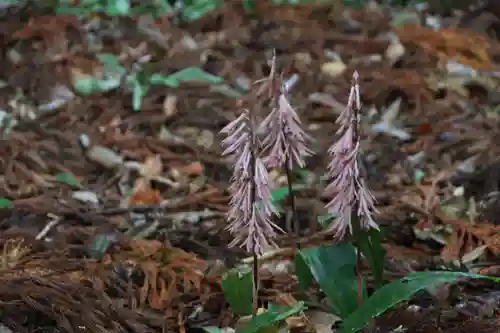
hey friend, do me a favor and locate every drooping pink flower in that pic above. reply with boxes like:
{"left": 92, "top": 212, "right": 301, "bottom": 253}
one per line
{"left": 324, "top": 72, "right": 378, "bottom": 238}
{"left": 221, "top": 109, "right": 282, "bottom": 255}
{"left": 260, "top": 85, "right": 313, "bottom": 169}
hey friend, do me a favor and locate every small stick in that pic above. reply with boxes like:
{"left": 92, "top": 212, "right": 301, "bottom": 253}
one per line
{"left": 36, "top": 213, "right": 60, "bottom": 240}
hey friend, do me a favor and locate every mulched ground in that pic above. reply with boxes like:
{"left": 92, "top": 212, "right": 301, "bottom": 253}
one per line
{"left": 1, "top": 1, "right": 500, "bottom": 332}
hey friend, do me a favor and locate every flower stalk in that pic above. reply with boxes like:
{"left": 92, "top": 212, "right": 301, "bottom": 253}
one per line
{"left": 260, "top": 54, "right": 313, "bottom": 242}
{"left": 324, "top": 71, "right": 379, "bottom": 305}
{"left": 220, "top": 107, "right": 281, "bottom": 316}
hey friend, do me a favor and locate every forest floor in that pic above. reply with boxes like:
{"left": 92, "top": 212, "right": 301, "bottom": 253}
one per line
{"left": 1, "top": 1, "right": 500, "bottom": 333}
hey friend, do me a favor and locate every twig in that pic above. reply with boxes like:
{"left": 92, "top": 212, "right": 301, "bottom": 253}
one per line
{"left": 36, "top": 213, "right": 60, "bottom": 240}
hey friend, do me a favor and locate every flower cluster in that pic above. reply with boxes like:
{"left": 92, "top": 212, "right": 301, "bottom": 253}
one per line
{"left": 220, "top": 109, "right": 282, "bottom": 255}
{"left": 323, "top": 72, "right": 378, "bottom": 238}
{"left": 260, "top": 85, "right": 313, "bottom": 170}
{"left": 222, "top": 67, "right": 378, "bottom": 252}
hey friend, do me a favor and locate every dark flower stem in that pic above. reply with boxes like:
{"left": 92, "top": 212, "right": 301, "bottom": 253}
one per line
{"left": 284, "top": 163, "right": 300, "bottom": 245}
{"left": 252, "top": 253, "right": 259, "bottom": 316}
{"left": 249, "top": 111, "right": 260, "bottom": 317}
{"left": 349, "top": 73, "right": 365, "bottom": 306}
{"left": 350, "top": 213, "right": 364, "bottom": 306}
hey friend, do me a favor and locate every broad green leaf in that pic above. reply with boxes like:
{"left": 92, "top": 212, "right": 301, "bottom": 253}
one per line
{"left": 106, "top": 0, "right": 130, "bottom": 15}
{"left": 243, "top": 0, "right": 256, "bottom": 13}
{"left": 166, "top": 67, "right": 223, "bottom": 85}
{"left": 316, "top": 213, "right": 337, "bottom": 229}
{"left": 270, "top": 184, "right": 305, "bottom": 204}
{"left": 237, "top": 302, "right": 305, "bottom": 333}
{"left": 354, "top": 228, "right": 386, "bottom": 289}
{"left": 294, "top": 251, "right": 314, "bottom": 289}
{"left": 0, "top": 0, "right": 25, "bottom": 5}
{"left": 0, "top": 197, "right": 13, "bottom": 208}
{"left": 342, "top": 0, "right": 365, "bottom": 9}
{"left": 221, "top": 266, "right": 254, "bottom": 316}
{"left": 74, "top": 77, "right": 120, "bottom": 95}
{"left": 295, "top": 244, "right": 359, "bottom": 317}
{"left": 55, "top": 172, "right": 82, "bottom": 188}
{"left": 182, "top": 0, "right": 218, "bottom": 21}
{"left": 97, "top": 53, "right": 125, "bottom": 74}
{"left": 340, "top": 271, "right": 500, "bottom": 333}
{"left": 149, "top": 73, "right": 180, "bottom": 88}
{"left": 293, "top": 168, "right": 310, "bottom": 181}
{"left": 156, "top": 0, "right": 174, "bottom": 13}
{"left": 56, "top": 0, "right": 101, "bottom": 14}
{"left": 131, "top": 80, "right": 149, "bottom": 112}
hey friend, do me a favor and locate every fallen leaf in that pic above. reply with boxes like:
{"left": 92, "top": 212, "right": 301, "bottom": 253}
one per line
{"left": 87, "top": 146, "right": 123, "bottom": 169}
{"left": 181, "top": 161, "right": 204, "bottom": 176}
{"left": 321, "top": 61, "right": 347, "bottom": 78}
{"left": 128, "top": 188, "right": 161, "bottom": 205}
{"left": 141, "top": 155, "right": 163, "bottom": 178}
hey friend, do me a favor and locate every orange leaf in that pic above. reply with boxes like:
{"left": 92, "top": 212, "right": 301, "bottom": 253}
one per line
{"left": 130, "top": 239, "right": 163, "bottom": 257}
{"left": 128, "top": 188, "right": 161, "bottom": 205}
{"left": 181, "top": 161, "right": 204, "bottom": 176}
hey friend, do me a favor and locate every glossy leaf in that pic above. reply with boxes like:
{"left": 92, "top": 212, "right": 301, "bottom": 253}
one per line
{"left": 295, "top": 244, "right": 359, "bottom": 317}
{"left": 0, "top": 197, "right": 13, "bottom": 208}
{"left": 340, "top": 271, "right": 500, "bottom": 333}
{"left": 354, "top": 228, "right": 386, "bottom": 289}
{"left": 221, "top": 266, "right": 254, "bottom": 316}
{"left": 236, "top": 302, "right": 305, "bottom": 333}
{"left": 55, "top": 172, "right": 82, "bottom": 188}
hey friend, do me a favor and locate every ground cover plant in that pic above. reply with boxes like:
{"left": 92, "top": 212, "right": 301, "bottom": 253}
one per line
{"left": 1, "top": 0, "right": 500, "bottom": 333}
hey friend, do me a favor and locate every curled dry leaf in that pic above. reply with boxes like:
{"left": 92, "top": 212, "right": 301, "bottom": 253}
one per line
{"left": 86, "top": 146, "right": 124, "bottom": 169}
{"left": 321, "top": 60, "right": 347, "bottom": 78}
{"left": 395, "top": 23, "right": 494, "bottom": 70}
{"left": 141, "top": 155, "right": 163, "bottom": 179}
{"left": 163, "top": 95, "right": 178, "bottom": 119}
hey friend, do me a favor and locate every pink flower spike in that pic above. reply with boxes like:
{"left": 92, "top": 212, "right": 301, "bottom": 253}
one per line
{"left": 323, "top": 72, "right": 378, "bottom": 238}
{"left": 221, "top": 109, "right": 282, "bottom": 255}
{"left": 260, "top": 85, "right": 314, "bottom": 170}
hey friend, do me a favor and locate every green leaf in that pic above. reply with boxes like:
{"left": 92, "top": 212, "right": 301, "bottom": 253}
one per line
{"left": 55, "top": 172, "right": 82, "bottom": 188}
{"left": 270, "top": 184, "right": 305, "bottom": 204}
{"left": 156, "top": 0, "right": 174, "bottom": 14}
{"left": 74, "top": 77, "right": 120, "bottom": 95}
{"left": 88, "top": 234, "right": 117, "bottom": 259}
{"left": 294, "top": 251, "right": 314, "bottom": 289}
{"left": 295, "top": 244, "right": 359, "bottom": 317}
{"left": 316, "top": 213, "right": 337, "bottom": 229}
{"left": 182, "top": 0, "right": 218, "bottom": 21}
{"left": 340, "top": 271, "right": 500, "bottom": 333}
{"left": 106, "top": 0, "right": 130, "bottom": 15}
{"left": 236, "top": 302, "right": 305, "bottom": 333}
{"left": 0, "top": 0, "right": 26, "bottom": 5}
{"left": 221, "top": 266, "right": 254, "bottom": 316}
{"left": 166, "top": 67, "right": 223, "bottom": 85}
{"left": 97, "top": 53, "right": 125, "bottom": 74}
{"left": 0, "top": 197, "right": 13, "bottom": 208}
{"left": 149, "top": 73, "right": 180, "bottom": 88}
{"left": 131, "top": 81, "right": 149, "bottom": 112}
{"left": 343, "top": 0, "right": 365, "bottom": 9}
{"left": 243, "top": 0, "right": 256, "bottom": 13}
{"left": 354, "top": 228, "right": 386, "bottom": 289}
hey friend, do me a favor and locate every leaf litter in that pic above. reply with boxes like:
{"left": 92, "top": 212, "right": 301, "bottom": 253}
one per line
{"left": 2, "top": 1, "right": 500, "bottom": 333}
